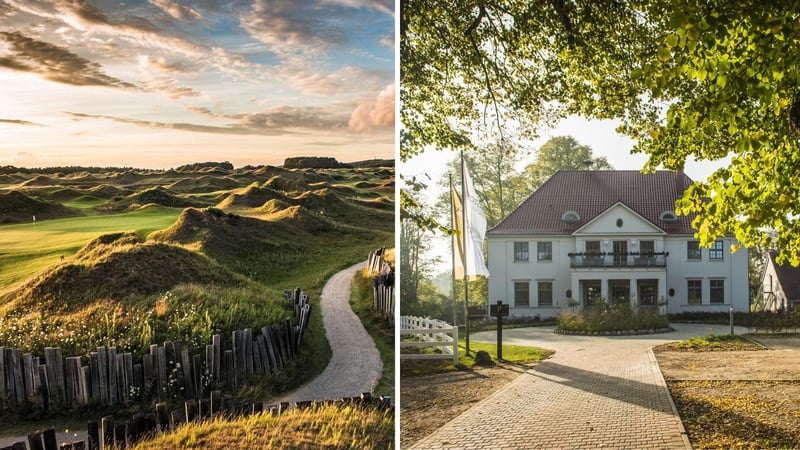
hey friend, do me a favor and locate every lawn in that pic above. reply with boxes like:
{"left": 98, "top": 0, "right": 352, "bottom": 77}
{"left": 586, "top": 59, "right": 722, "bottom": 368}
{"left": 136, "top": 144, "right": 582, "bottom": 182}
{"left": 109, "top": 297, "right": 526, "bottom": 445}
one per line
{"left": 401, "top": 337, "right": 553, "bottom": 377}
{"left": 0, "top": 206, "right": 182, "bottom": 296}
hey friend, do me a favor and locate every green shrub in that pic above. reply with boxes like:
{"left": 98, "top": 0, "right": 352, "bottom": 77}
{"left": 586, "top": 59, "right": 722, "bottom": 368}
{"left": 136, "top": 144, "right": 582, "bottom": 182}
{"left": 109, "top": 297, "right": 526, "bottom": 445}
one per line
{"left": 557, "top": 301, "right": 668, "bottom": 332}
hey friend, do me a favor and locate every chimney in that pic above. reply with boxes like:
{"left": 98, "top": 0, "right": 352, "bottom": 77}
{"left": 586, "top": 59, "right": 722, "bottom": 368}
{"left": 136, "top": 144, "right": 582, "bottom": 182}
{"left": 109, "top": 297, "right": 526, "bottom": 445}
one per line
{"left": 675, "top": 169, "right": 686, "bottom": 196}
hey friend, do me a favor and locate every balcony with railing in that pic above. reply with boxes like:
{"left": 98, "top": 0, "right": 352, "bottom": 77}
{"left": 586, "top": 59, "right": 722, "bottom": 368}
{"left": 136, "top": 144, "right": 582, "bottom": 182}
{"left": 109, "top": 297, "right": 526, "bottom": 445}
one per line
{"left": 568, "top": 251, "right": 669, "bottom": 268}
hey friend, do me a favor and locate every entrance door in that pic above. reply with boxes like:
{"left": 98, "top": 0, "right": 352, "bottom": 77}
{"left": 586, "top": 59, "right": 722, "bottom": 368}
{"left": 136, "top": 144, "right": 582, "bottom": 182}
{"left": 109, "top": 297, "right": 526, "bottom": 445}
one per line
{"left": 582, "top": 280, "right": 602, "bottom": 308}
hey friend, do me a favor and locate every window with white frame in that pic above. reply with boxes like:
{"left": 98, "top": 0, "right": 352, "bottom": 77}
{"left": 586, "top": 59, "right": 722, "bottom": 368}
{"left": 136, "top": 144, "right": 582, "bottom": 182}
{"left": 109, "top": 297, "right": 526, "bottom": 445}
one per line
{"left": 640, "top": 240, "right": 655, "bottom": 255}
{"left": 514, "top": 281, "right": 530, "bottom": 307}
{"left": 537, "top": 281, "right": 553, "bottom": 307}
{"left": 687, "top": 241, "right": 701, "bottom": 260}
{"left": 537, "top": 241, "right": 552, "bottom": 261}
{"left": 709, "top": 241, "right": 724, "bottom": 260}
{"left": 710, "top": 279, "right": 725, "bottom": 304}
{"left": 687, "top": 279, "right": 702, "bottom": 304}
{"left": 513, "top": 242, "right": 529, "bottom": 262}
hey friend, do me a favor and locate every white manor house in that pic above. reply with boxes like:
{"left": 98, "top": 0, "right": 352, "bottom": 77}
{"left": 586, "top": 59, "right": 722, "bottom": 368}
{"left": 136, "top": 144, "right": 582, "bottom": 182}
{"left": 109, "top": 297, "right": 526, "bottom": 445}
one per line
{"left": 487, "top": 170, "right": 749, "bottom": 318}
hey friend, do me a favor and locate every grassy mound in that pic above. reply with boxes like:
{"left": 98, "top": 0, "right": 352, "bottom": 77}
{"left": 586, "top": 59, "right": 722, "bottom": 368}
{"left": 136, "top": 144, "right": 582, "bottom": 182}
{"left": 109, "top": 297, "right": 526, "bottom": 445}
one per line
{"left": 0, "top": 190, "right": 80, "bottom": 223}
{"left": 100, "top": 186, "right": 206, "bottom": 212}
{"left": 216, "top": 183, "right": 286, "bottom": 209}
{"left": 151, "top": 208, "right": 315, "bottom": 279}
{"left": 165, "top": 175, "right": 240, "bottom": 193}
{"left": 4, "top": 232, "right": 241, "bottom": 313}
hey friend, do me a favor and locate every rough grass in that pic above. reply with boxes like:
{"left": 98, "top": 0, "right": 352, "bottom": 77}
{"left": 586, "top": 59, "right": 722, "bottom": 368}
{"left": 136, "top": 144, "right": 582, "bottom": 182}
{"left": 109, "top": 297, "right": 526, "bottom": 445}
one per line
{"left": 350, "top": 266, "right": 394, "bottom": 399}
{"left": 660, "top": 334, "right": 764, "bottom": 352}
{"left": 131, "top": 402, "right": 394, "bottom": 449}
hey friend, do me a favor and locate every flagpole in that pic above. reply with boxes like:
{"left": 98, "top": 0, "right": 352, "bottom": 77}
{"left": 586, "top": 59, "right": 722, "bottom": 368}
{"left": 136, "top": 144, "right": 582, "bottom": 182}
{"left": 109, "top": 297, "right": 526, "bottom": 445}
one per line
{"left": 461, "top": 151, "right": 471, "bottom": 356}
{"left": 449, "top": 173, "right": 458, "bottom": 329}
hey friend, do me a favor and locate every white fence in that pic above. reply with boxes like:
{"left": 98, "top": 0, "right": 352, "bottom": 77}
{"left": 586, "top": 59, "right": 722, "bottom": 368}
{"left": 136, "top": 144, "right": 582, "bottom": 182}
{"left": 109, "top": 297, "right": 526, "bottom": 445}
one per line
{"left": 399, "top": 316, "right": 458, "bottom": 365}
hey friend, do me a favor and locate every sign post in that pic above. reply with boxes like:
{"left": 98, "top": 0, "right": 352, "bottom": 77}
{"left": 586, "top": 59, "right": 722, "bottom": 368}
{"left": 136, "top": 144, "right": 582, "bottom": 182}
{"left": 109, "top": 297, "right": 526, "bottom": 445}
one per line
{"left": 489, "top": 300, "right": 509, "bottom": 360}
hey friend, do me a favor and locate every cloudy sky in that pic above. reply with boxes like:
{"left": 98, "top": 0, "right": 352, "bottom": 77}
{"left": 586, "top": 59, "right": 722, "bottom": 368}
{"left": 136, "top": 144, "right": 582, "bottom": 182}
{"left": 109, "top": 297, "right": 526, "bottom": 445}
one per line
{"left": 0, "top": 0, "right": 395, "bottom": 168}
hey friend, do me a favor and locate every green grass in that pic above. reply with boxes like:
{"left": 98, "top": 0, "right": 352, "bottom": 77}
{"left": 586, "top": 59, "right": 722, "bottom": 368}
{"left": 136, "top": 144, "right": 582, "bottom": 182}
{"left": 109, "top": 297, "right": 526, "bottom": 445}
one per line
{"left": 0, "top": 206, "right": 182, "bottom": 296}
{"left": 349, "top": 267, "right": 394, "bottom": 399}
{"left": 662, "top": 334, "right": 764, "bottom": 352}
{"left": 401, "top": 337, "right": 553, "bottom": 377}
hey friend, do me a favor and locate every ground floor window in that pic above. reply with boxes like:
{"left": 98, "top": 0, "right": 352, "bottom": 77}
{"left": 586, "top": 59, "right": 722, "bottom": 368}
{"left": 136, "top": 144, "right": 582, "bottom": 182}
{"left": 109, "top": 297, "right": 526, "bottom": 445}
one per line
{"left": 710, "top": 279, "right": 725, "bottom": 304}
{"left": 581, "top": 280, "right": 602, "bottom": 307}
{"left": 609, "top": 279, "right": 630, "bottom": 304}
{"left": 537, "top": 281, "right": 553, "bottom": 307}
{"left": 687, "top": 279, "right": 702, "bottom": 304}
{"left": 514, "top": 281, "right": 530, "bottom": 307}
{"left": 637, "top": 279, "right": 658, "bottom": 306}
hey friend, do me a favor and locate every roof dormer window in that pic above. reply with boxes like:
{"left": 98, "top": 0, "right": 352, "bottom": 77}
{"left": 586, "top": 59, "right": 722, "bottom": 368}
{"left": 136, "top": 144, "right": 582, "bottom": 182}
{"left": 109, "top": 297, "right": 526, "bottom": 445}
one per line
{"left": 659, "top": 210, "right": 678, "bottom": 222}
{"left": 561, "top": 210, "right": 580, "bottom": 222}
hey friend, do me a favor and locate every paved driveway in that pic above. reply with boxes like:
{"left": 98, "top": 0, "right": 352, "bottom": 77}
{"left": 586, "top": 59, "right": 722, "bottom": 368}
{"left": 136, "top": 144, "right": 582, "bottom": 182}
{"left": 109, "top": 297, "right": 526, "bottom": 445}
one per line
{"left": 408, "top": 324, "right": 748, "bottom": 450}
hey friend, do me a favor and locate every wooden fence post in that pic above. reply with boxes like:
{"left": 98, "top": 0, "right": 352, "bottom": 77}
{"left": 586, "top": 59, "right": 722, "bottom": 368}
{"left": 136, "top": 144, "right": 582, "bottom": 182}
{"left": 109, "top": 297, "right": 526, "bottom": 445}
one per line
{"left": 44, "top": 348, "right": 65, "bottom": 407}
{"left": 107, "top": 347, "right": 118, "bottom": 406}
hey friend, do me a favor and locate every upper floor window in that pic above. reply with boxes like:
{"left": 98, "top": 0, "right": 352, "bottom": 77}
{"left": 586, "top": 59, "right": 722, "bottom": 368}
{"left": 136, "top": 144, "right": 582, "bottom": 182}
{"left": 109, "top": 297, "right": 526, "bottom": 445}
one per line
{"left": 537, "top": 241, "right": 552, "bottom": 261}
{"left": 514, "top": 242, "right": 529, "bottom": 262}
{"left": 660, "top": 211, "right": 678, "bottom": 222}
{"left": 640, "top": 240, "right": 655, "bottom": 255}
{"left": 561, "top": 210, "right": 580, "bottom": 222}
{"left": 586, "top": 240, "right": 601, "bottom": 254}
{"left": 709, "top": 240, "right": 724, "bottom": 260}
{"left": 687, "top": 241, "right": 701, "bottom": 260}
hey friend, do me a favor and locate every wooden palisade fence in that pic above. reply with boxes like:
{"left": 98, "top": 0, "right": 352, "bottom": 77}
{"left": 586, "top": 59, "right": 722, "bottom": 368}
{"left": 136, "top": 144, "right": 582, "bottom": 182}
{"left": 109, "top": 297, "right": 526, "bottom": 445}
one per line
{"left": 366, "top": 247, "right": 394, "bottom": 325}
{"left": 0, "top": 289, "right": 312, "bottom": 415}
{"left": 5, "top": 392, "right": 392, "bottom": 450}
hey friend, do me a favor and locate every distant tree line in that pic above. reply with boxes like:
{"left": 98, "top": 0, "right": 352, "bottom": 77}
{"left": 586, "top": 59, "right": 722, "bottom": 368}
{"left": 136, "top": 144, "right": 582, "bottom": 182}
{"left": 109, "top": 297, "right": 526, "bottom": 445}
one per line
{"left": 284, "top": 157, "right": 349, "bottom": 169}
{"left": 175, "top": 161, "right": 234, "bottom": 171}
{"left": 0, "top": 165, "right": 154, "bottom": 175}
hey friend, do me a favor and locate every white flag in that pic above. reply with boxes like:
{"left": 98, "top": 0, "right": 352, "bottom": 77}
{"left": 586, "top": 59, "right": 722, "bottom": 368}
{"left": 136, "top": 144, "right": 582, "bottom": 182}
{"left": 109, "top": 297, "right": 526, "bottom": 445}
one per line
{"left": 452, "top": 158, "right": 490, "bottom": 280}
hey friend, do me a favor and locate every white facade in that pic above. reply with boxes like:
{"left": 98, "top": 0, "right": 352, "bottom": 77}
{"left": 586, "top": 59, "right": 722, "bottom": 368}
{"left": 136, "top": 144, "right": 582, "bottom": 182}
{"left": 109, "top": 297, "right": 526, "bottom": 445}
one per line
{"left": 488, "top": 203, "right": 749, "bottom": 317}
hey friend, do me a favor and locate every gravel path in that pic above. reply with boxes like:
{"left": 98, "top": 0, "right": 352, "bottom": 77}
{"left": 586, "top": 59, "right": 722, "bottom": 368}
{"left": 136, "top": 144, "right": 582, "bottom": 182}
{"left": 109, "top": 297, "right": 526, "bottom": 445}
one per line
{"left": 0, "top": 261, "right": 382, "bottom": 447}
{"left": 275, "top": 261, "right": 382, "bottom": 403}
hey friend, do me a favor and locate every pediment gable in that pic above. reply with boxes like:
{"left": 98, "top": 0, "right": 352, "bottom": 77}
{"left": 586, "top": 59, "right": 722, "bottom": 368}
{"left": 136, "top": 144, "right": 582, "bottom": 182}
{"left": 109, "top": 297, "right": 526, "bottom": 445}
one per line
{"left": 573, "top": 202, "right": 665, "bottom": 236}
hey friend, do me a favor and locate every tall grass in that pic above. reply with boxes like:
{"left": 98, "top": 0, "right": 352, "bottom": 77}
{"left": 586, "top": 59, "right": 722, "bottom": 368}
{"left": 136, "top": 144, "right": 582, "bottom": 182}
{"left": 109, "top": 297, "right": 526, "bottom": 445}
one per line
{"left": 131, "top": 403, "right": 393, "bottom": 449}
{"left": 0, "top": 283, "right": 290, "bottom": 356}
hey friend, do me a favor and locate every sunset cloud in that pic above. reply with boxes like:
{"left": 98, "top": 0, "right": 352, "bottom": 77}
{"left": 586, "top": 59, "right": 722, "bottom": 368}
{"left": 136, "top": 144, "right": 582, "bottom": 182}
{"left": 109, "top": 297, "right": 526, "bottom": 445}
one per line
{"left": 348, "top": 83, "right": 394, "bottom": 133}
{"left": 0, "top": 31, "right": 136, "bottom": 88}
{"left": 0, "top": 118, "right": 44, "bottom": 126}
{"left": 148, "top": 0, "right": 208, "bottom": 24}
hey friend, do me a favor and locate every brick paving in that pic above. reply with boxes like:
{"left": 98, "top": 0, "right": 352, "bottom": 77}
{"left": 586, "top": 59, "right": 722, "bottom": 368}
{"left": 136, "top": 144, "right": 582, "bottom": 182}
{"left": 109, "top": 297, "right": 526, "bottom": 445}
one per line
{"left": 408, "top": 324, "right": 748, "bottom": 450}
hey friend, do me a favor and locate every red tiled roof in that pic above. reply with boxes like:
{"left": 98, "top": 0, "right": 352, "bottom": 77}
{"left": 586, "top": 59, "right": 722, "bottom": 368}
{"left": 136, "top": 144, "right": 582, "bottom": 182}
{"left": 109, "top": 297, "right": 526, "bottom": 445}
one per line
{"left": 488, "top": 170, "right": 697, "bottom": 235}
{"left": 768, "top": 250, "right": 800, "bottom": 301}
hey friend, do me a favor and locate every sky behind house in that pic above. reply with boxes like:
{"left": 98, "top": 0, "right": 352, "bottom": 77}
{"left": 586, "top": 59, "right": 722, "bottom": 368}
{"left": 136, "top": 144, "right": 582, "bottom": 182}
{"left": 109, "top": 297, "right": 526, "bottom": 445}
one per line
{"left": 0, "top": 0, "right": 395, "bottom": 169}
